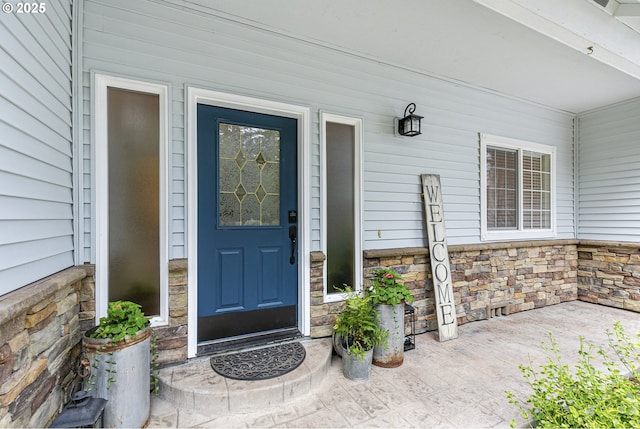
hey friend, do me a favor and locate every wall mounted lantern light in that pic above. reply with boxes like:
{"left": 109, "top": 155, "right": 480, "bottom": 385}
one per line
{"left": 397, "top": 103, "right": 423, "bottom": 137}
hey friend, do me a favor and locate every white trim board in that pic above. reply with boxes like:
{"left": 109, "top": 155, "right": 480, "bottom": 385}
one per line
{"left": 320, "top": 112, "right": 364, "bottom": 303}
{"left": 186, "top": 86, "right": 311, "bottom": 358}
{"left": 93, "top": 73, "right": 170, "bottom": 326}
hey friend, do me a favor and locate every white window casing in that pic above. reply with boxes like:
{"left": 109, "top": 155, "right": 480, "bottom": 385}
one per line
{"left": 480, "top": 133, "right": 556, "bottom": 242}
{"left": 320, "top": 112, "right": 363, "bottom": 303}
{"left": 94, "top": 73, "right": 170, "bottom": 327}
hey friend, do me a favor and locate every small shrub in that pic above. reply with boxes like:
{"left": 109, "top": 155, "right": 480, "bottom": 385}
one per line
{"left": 505, "top": 321, "right": 640, "bottom": 428}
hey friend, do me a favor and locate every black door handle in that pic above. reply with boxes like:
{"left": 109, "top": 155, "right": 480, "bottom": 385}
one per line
{"left": 288, "top": 225, "right": 297, "bottom": 265}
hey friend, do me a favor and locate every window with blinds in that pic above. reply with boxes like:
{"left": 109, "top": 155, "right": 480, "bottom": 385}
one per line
{"left": 481, "top": 134, "right": 555, "bottom": 241}
{"left": 486, "top": 147, "right": 517, "bottom": 229}
{"left": 522, "top": 151, "right": 551, "bottom": 229}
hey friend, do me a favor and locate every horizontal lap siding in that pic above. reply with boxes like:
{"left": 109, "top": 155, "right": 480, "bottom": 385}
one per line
{"left": 81, "top": 0, "right": 574, "bottom": 258}
{"left": 0, "top": 1, "right": 74, "bottom": 296}
{"left": 577, "top": 98, "right": 640, "bottom": 241}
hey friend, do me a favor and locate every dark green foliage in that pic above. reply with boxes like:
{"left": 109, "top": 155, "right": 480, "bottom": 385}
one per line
{"left": 333, "top": 287, "right": 387, "bottom": 360}
{"left": 506, "top": 321, "right": 640, "bottom": 428}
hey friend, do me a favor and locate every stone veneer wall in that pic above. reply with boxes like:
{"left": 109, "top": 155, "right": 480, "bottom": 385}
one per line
{"left": 309, "top": 251, "right": 345, "bottom": 338}
{"left": 155, "top": 259, "right": 188, "bottom": 365}
{"left": 77, "top": 260, "right": 189, "bottom": 366}
{"left": 578, "top": 241, "right": 640, "bottom": 312}
{"left": 4, "top": 240, "right": 636, "bottom": 427}
{"left": 0, "top": 267, "right": 89, "bottom": 428}
{"left": 0, "top": 261, "right": 188, "bottom": 427}
{"left": 453, "top": 240, "right": 577, "bottom": 323}
{"left": 309, "top": 240, "right": 579, "bottom": 337}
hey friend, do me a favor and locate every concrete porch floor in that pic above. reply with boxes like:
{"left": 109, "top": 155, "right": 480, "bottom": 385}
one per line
{"left": 148, "top": 301, "right": 640, "bottom": 428}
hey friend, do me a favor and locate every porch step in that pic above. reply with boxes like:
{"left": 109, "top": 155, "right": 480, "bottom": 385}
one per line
{"left": 157, "top": 338, "right": 332, "bottom": 414}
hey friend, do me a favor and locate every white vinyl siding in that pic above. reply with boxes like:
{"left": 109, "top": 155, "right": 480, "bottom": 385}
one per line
{"left": 577, "top": 98, "right": 640, "bottom": 241}
{"left": 0, "top": 1, "right": 74, "bottom": 296}
{"left": 80, "top": 0, "right": 575, "bottom": 257}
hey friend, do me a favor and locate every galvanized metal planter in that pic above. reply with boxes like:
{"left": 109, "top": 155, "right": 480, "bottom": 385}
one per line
{"left": 373, "top": 303, "right": 405, "bottom": 368}
{"left": 82, "top": 327, "right": 151, "bottom": 428}
{"left": 341, "top": 345, "right": 373, "bottom": 381}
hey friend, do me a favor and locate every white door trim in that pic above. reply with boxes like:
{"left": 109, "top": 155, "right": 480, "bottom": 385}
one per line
{"left": 186, "top": 87, "right": 311, "bottom": 358}
{"left": 93, "top": 73, "right": 170, "bottom": 326}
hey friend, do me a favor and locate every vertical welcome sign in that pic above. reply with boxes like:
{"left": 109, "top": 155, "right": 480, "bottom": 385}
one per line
{"left": 421, "top": 174, "right": 458, "bottom": 341}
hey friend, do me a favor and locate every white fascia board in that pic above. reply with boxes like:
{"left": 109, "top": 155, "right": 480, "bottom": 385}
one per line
{"left": 472, "top": 0, "right": 640, "bottom": 80}
{"left": 615, "top": 4, "right": 640, "bottom": 17}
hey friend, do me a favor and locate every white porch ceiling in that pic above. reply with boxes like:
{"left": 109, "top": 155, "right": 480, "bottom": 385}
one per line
{"left": 197, "top": 0, "right": 640, "bottom": 113}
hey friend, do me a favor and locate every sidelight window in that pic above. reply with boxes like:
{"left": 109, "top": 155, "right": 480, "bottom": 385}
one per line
{"left": 321, "top": 114, "right": 363, "bottom": 300}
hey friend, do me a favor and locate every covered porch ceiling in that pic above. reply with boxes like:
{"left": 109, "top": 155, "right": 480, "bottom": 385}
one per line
{"left": 200, "top": 0, "right": 640, "bottom": 113}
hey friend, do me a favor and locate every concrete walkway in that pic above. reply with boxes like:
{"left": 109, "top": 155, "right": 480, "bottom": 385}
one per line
{"left": 148, "top": 301, "right": 640, "bottom": 428}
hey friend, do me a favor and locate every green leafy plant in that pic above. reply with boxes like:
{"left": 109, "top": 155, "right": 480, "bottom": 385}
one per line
{"left": 150, "top": 331, "right": 160, "bottom": 395}
{"left": 84, "top": 347, "right": 118, "bottom": 392}
{"left": 90, "top": 300, "right": 150, "bottom": 342}
{"left": 333, "top": 287, "right": 387, "bottom": 360}
{"left": 505, "top": 321, "right": 640, "bottom": 428}
{"left": 368, "top": 268, "right": 414, "bottom": 305}
{"left": 84, "top": 301, "right": 159, "bottom": 395}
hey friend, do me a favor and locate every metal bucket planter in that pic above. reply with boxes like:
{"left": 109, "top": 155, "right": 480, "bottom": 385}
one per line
{"left": 82, "top": 327, "right": 151, "bottom": 428}
{"left": 332, "top": 332, "right": 343, "bottom": 357}
{"left": 341, "top": 345, "right": 374, "bottom": 381}
{"left": 373, "top": 303, "right": 405, "bottom": 368}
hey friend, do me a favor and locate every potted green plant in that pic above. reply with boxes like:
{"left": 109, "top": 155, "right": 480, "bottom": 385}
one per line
{"left": 333, "top": 288, "right": 387, "bottom": 381}
{"left": 82, "top": 301, "right": 152, "bottom": 428}
{"left": 368, "top": 268, "right": 414, "bottom": 368}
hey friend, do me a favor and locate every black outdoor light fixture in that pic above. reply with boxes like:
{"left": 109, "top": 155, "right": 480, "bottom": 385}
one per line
{"left": 397, "top": 103, "right": 423, "bottom": 137}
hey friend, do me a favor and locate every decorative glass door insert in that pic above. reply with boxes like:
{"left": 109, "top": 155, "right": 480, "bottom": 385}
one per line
{"left": 219, "top": 124, "right": 280, "bottom": 227}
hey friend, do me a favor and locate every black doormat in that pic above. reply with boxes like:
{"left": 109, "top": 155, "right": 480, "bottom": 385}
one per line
{"left": 210, "top": 342, "right": 306, "bottom": 381}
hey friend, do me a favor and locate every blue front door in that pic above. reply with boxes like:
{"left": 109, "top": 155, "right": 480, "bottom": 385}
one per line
{"left": 197, "top": 105, "right": 298, "bottom": 343}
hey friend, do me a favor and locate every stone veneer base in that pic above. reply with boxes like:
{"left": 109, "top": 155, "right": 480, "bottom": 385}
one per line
{"left": 1, "top": 240, "right": 640, "bottom": 427}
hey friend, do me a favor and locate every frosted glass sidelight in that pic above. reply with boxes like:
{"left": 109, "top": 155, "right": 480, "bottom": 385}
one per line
{"left": 107, "top": 87, "right": 160, "bottom": 316}
{"left": 326, "top": 122, "right": 355, "bottom": 293}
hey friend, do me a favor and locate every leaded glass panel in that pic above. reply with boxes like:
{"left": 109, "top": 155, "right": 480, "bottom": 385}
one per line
{"left": 219, "top": 124, "right": 280, "bottom": 226}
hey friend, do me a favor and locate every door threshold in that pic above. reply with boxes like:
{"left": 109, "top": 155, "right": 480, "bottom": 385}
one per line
{"left": 197, "top": 328, "right": 302, "bottom": 356}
